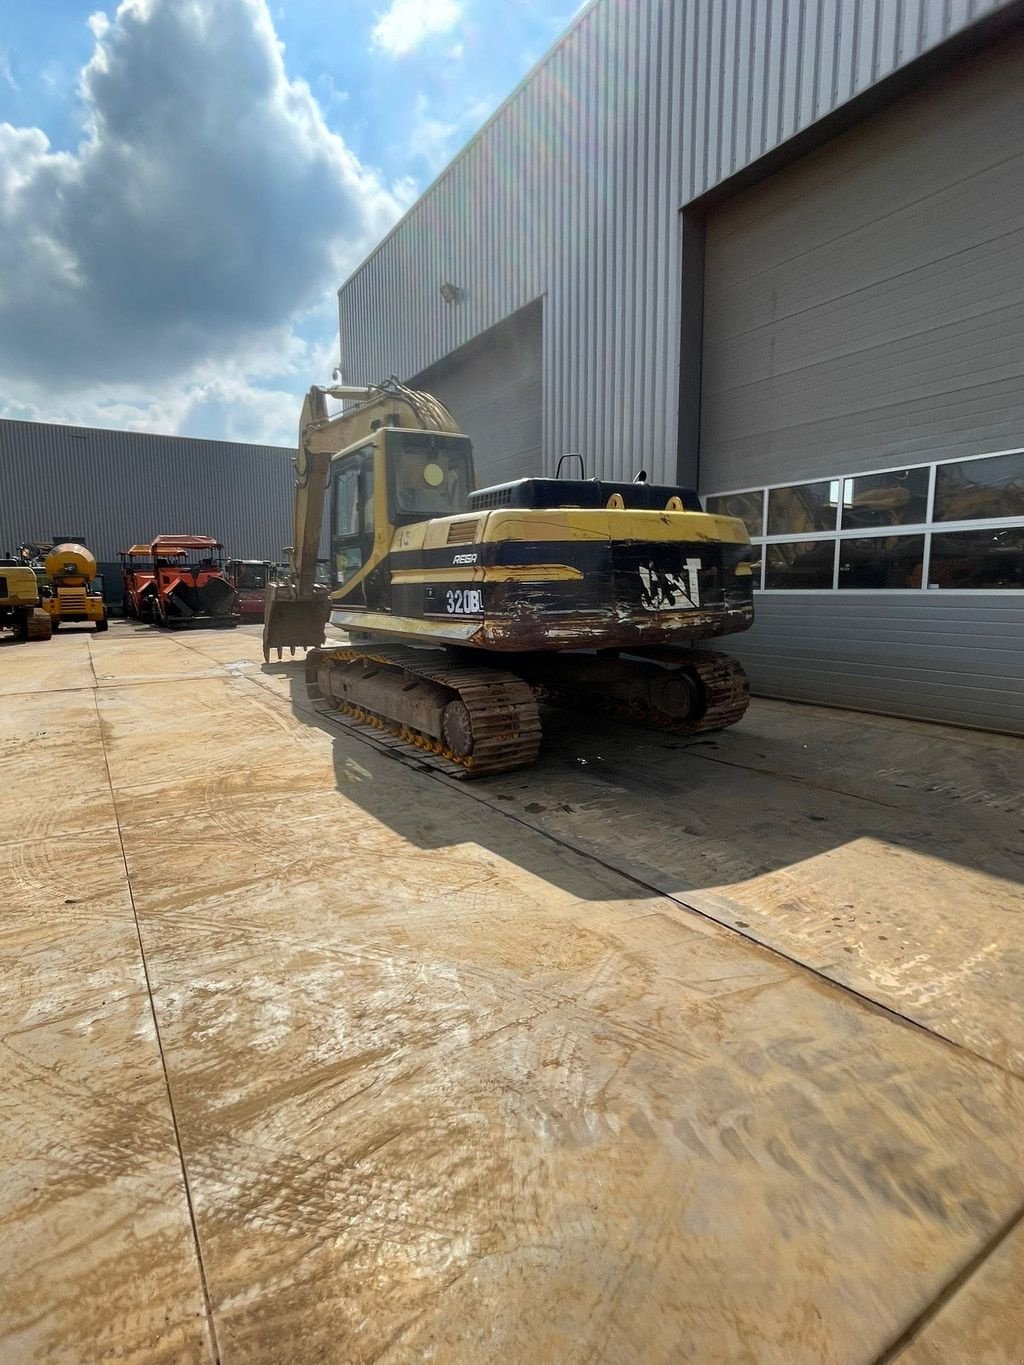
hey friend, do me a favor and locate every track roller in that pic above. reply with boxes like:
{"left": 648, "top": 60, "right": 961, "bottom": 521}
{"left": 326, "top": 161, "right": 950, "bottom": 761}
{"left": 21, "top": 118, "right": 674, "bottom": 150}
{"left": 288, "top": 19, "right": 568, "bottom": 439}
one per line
{"left": 307, "top": 645, "right": 542, "bottom": 777}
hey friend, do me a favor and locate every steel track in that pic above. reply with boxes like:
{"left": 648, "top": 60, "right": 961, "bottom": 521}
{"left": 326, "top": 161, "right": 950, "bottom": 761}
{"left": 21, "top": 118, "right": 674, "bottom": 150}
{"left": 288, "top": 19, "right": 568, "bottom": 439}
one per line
{"left": 307, "top": 645, "right": 542, "bottom": 777}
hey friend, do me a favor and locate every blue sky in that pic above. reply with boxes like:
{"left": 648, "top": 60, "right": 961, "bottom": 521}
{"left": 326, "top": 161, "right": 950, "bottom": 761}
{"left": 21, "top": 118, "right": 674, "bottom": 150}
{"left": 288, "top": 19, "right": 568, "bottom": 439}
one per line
{"left": 0, "top": 0, "right": 578, "bottom": 444}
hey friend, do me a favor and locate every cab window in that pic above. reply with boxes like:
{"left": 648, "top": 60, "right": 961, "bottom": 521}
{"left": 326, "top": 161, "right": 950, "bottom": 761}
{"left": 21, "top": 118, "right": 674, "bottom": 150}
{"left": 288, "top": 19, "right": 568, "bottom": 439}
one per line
{"left": 391, "top": 438, "right": 472, "bottom": 520}
{"left": 331, "top": 448, "right": 375, "bottom": 586}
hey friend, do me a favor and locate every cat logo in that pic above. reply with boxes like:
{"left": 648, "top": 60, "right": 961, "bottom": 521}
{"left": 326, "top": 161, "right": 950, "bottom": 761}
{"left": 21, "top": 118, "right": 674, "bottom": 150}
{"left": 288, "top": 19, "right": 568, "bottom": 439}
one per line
{"left": 639, "top": 558, "right": 701, "bottom": 611}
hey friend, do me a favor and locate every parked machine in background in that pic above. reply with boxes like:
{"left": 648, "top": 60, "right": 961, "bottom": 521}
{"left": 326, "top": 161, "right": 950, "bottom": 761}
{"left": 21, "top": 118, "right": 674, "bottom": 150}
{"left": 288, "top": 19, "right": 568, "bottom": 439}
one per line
{"left": 225, "top": 559, "right": 275, "bottom": 621}
{"left": 120, "top": 545, "right": 157, "bottom": 621}
{"left": 0, "top": 554, "right": 52, "bottom": 641}
{"left": 42, "top": 542, "right": 107, "bottom": 632}
{"left": 264, "top": 378, "right": 755, "bottom": 776}
{"left": 149, "top": 536, "right": 240, "bottom": 627}
{"left": 16, "top": 542, "right": 54, "bottom": 592}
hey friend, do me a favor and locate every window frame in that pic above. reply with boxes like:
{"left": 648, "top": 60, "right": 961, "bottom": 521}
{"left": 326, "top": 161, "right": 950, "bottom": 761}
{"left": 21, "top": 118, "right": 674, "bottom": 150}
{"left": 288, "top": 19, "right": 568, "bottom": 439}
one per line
{"left": 329, "top": 445, "right": 375, "bottom": 589}
{"left": 701, "top": 445, "right": 1024, "bottom": 594}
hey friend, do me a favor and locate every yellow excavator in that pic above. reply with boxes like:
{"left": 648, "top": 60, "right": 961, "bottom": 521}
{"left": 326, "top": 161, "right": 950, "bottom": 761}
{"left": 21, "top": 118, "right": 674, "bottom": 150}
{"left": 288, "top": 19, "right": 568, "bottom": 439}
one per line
{"left": 265, "top": 377, "right": 756, "bottom": 776}
{"left": 0, "top": 555, "right": 53, "bottom": 642}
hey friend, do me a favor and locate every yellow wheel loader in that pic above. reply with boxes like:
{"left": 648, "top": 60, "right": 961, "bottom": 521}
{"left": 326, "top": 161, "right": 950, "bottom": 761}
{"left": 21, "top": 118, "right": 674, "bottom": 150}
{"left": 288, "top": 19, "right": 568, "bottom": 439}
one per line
{"left": 264, "top": 378, "right": 756, "bottom": 776}
{"left": 42, "top": 543, "right": 108, "bottom": 632}
{"left": 0, "top": 556, "right": 53, "bottom": 642}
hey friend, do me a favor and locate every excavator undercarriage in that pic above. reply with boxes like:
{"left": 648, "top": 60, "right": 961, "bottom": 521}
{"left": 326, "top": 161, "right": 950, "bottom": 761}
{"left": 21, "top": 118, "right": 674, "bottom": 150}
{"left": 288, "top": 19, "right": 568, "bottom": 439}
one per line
{"left": 306, "top": 643, "right": 750, "bottom": 777}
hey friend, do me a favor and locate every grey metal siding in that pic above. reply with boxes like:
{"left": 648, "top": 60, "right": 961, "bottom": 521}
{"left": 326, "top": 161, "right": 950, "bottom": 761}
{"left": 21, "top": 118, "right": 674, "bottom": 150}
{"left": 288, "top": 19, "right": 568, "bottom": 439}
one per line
{"left": 727, "top": 593, "right": 1024, "bottom": 734}
{"left": 0, "top": 419, "right": 296, "bottom": 565}
{"left": 700, "top": 31, "right": 1024, "bottom": 490}
{"left": 412, "top": 301, "right": 543, "bottom": 488}
{"left": 338, "top": 0, "right": 1016, "bottom": 484}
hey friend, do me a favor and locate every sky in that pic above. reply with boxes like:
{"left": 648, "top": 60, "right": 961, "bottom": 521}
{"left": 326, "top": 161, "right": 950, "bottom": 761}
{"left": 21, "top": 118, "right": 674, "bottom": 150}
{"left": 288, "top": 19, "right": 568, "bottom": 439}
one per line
{"left": 0, "top": 0, "right": 578, "bottom": 446}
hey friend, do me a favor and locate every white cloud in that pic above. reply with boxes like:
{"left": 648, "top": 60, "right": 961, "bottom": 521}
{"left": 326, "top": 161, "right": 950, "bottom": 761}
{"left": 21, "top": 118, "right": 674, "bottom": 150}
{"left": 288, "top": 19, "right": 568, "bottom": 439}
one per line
{"left": 315, "top": 71, "right": 350, "bottom": 112}
{"left": 0, "top": 295, "right": 345, "bottom": 447}
{"left": 0, "top": 48, "right": 18, "bottom": 91}
{"left": 371, "top": 0, "right": 462, "bottom": 58}
{"left": 405, "top": 91, "right": 496, "bottom": 173}
{"left": 0, "top": 0, "right": 411, "bottom": 418}
{"left": 406, "top": 94, "right": 461, "bottom": 172}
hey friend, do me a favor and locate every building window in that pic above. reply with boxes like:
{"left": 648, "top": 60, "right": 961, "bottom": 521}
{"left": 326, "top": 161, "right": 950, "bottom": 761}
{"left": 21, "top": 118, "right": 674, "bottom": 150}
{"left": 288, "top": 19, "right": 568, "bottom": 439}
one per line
{"left": 929, "top": 528, "right": 1024, "bottom": 590}
{"left": 702, "top": 447, "right": 1024, "bottom": 593}
{"left": 837, "top": 535, "right": 925, "bottom": 589}
{"left": 705, "top": 490, "right": 763, "bottom": 537}
{"left": 765, "top": 540, "right": 835, "bottom": 590}
{"left": 933, "top": 450, "right": 1024, "bottom": 522}
{"left": 841, "top": 468, "right": 929, "bottom": 530}
{"left": 767, "top": 481, "right": 838, "bottom": 535}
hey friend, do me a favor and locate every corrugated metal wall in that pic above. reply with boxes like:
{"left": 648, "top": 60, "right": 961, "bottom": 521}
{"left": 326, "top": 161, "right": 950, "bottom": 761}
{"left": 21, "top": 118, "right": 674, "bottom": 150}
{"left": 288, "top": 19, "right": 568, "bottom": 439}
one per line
{"left": 0, "top": 419, "right": 296, "bottom": 566}
{"left": 701, "top": 30, "right": 1024, "bottom": 489}
{"left": 725, "top": 594, "right": 1024, "bottom": 735}
{"left": 338, "top": 0, "right": 1015, "bottom": 483}
{"left": 411, "top": 301, "right": 544, "bottom": 488}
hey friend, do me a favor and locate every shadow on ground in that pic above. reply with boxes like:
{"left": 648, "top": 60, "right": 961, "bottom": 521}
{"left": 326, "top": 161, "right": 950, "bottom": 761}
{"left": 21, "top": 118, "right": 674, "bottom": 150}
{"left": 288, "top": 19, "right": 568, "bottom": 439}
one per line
{"left": 267, "top": 658, "right": 1024, "bottom": 898}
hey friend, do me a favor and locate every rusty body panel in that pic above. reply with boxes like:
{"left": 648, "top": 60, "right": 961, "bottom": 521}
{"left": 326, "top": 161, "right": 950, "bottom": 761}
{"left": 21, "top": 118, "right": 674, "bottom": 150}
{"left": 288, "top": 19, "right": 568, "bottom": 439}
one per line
{"left": 328, "top": 504, "right": 755, "bottom": 653}
{"left": 332, "top": 602, "right": 753, "bottom": 651}
{"left": 3, "top": 622, "right": 1024, "bottom": 1361}
{"left": 364, "top": 504, "right": 755, "bottom": 652}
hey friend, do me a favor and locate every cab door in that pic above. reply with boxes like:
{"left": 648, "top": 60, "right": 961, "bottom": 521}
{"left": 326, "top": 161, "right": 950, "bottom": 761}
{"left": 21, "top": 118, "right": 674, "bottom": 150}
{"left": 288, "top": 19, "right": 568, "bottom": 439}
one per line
{"left": 330, "top": 447, "right": 376, "bottom": 607}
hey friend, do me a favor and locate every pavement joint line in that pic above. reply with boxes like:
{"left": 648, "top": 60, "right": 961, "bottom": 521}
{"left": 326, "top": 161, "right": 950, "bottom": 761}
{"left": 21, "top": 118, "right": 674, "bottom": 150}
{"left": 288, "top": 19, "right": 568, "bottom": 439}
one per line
{"left": 871, "top": 1196, "right": 1024, "bottom": 1363}
{"left": 258, "top": 668, "right": 1024, "bottom": 1088}
{"left": 634, "top": 745, "right": 917, "bottom": 813}
{"left": 438, "top": 763, "right": 1024, "bottom": 1084}
{"left": 0, "top": 672, "right": 223, "bottom": 699}
{"left": 86, "top": 636, "right": 223, "bottom": 1365}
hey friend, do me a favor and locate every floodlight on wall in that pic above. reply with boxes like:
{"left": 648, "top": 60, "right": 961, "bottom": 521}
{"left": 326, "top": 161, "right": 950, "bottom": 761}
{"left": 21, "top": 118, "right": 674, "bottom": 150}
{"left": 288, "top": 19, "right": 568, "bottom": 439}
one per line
{"left": 439, "top": 281, "right": 462, "bottom": 304}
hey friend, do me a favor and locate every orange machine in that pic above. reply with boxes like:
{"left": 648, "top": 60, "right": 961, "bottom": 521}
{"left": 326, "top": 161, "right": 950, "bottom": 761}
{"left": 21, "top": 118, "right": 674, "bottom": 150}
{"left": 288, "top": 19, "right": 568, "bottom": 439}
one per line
{"left": 148, "top": 536, "right": 240, "bottom": 627}
{"left": 120, "top": 544, "right": 157, "bottom": 620}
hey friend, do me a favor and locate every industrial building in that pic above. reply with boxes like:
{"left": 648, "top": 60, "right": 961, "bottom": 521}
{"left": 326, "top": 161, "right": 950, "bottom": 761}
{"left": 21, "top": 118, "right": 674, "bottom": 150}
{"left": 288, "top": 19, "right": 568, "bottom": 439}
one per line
{"left": 338, "top": 0, "right": 1024, "bottom": 735}
{"left": 0, "top": 418, "right": 296, "bottom": 599}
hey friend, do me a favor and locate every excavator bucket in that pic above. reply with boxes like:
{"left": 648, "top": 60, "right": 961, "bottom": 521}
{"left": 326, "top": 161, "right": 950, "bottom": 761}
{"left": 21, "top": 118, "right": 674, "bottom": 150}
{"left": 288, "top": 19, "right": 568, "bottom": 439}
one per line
{"left": 262, "top": 585, "right": 331, "bottom": 662}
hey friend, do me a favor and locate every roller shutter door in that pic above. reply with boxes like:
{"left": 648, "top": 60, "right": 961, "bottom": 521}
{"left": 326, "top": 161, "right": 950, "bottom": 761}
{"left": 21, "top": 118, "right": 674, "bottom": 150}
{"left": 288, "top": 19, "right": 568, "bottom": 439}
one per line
{"left": 697, "top": 32, "right": 1024, "bottom": 735}
{"left": 700, "top": 32, "right": 1024, "bottom": 490}
{"left": 411, "top": 300, "right": 542, "bottom": 490}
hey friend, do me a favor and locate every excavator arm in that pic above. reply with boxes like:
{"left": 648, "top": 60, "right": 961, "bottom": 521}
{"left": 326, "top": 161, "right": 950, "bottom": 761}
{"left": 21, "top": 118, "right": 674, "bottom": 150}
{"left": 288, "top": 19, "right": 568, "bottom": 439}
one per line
{"left": 264, "top": 377, "right": 460, "bottom": 660}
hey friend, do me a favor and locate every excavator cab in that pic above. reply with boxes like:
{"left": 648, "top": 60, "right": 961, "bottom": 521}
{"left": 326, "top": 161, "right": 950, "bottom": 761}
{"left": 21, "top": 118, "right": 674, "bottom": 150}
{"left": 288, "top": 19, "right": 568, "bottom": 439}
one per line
{"left": 329, "top": 431, "right": 475, "bottom": 600}
{"left": 263, "top": 408, "right": 474, "bottom": 659}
